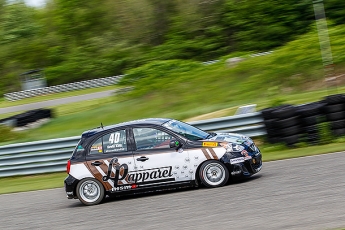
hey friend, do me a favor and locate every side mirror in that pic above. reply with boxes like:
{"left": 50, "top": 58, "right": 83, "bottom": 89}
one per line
{"left": 169, "top": 139, "right": 182, "bottom": 150}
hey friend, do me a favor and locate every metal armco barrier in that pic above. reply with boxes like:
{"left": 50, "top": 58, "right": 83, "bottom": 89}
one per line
{"left": 4, "top": 75, "right": 124, "bottom": 101}
{"left": 0, "top": 112, "right": 265, "bottom": 177}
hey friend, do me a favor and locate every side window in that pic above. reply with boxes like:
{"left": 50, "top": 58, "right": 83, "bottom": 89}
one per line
{"left": 89, "top": 130, "right": 127, "bottom": 154}
{"left": 133, "top": 128, "right": 174, "bottom": 150}
{"left": 103, "top": 130, "right": 127, "bottom": 153}
{"left": 90, "top": 137, "right": 103, "bottom": 154}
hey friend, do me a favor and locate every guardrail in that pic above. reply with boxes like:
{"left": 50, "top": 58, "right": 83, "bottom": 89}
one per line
{"left": 4, "top": 75, "right": 124, "bottom": 101}
{"left": 0, "top": 112, "right": 265, "bottom": 177}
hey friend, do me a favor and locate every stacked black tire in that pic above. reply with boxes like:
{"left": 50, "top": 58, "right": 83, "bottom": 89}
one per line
{"left": 323, "top": 94, "right": 345, "bottom": 136}
{"left": 262, "top": 105, "right": 301, "bottom": 146}
{"left": 296, "top": 102, "right": 326, "bottom": 145}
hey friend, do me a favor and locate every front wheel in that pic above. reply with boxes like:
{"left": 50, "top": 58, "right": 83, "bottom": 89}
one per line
{"left": 199, "top": 160, "right": 229, "bottom": 188}
{"left": 76, "top": 178, "right": 105, "bottom": 205}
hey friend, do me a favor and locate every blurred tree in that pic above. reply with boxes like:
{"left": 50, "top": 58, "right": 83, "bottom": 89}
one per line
{"left": 149, "top": 0, "right": 228, "bottom": 61}
{"left": 223, "top": 0, "right": 314, "bottom": 51}
{"left": 324, "top": 0, "right": 345, "bottom": 25}
{"left": 0, "top": 1, "right": 40, "bottom": 44}
{"left": 53, "top": 0, "right": 108, "bottom": 44}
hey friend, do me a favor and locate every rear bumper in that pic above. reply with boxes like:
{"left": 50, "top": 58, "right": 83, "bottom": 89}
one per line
{"left": 64, "top": 175, "right": 79, "bottom": 199}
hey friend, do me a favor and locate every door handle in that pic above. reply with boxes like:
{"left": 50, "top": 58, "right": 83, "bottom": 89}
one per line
{"left": 91, "top": 161, "right": 103, "bottom": 166}
{"left": 136, "top": 156, "right": 149, "bottom": 162}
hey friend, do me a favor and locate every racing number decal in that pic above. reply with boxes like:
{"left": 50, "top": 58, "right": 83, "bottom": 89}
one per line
{"left": 108, "top": 133, "right": 120, "bottom": 144}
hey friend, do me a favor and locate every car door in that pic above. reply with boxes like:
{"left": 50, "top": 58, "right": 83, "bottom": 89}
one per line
{"left": 131, "top": 126, "right": 192, "bottom": 188}
{"left": 85, "top": 128, "right": 136, "bottom": 193}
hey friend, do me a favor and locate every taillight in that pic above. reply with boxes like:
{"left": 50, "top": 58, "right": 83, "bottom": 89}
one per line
{"left": 66, "top": 160, "right": 71, "bottom": 174}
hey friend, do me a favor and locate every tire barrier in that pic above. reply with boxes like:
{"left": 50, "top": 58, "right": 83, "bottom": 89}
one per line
{"left": 297, "top": 102, "right": 326, "bottom": 145}
{"left": 323, "top": 94, "right": 345, "bottom": 136}
{"left": 0, "top": 108, "right": 54, "bottom": 128}
{"left": 262, "top": 93, "right": 345, "bottom": 146}
{"left": 4, "top": 75, "right": 123, "bottom": 101}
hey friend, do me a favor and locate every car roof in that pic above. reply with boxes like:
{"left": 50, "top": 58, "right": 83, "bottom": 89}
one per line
{"left": 81, "top": 118, "right": 172, "bottom": 138}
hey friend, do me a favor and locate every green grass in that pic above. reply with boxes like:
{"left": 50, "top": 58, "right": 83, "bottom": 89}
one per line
{"left": 1, "top": 141, "right": 344, "bottom": 195}
{"left": 0, "top": 172, "right": 66, "bottom": 194}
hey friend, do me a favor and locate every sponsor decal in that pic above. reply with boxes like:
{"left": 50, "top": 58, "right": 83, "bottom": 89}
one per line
{"left": 102, "top": 157, "right": 174, "bottom": 187}
{"left": 127, "top": 166, "right": 173, "bottom": 183}
{"left": 91, "top": 145, "right": 102, "bottom": 152}
{"left": 231, "top": 170, "right": 242, "bottom": 175}
{"left": 102, "top": 158, "right": 128, "bottom": 186}
{"left": 112, "top": 185, "right": 133, "bottom": 192}
{"left": 107, "top": 144, "right": 123, "bottom": 149}
{"left": 244, "top": 156, "right": 252, "bottom": 160}
{"left": 202, "top": 142, "right": 218, "bottom": 147}
{"left": 66, "top": 191, "right": 73, "bottom": 195}
{"left": 230, "top": 157, "right": 245, "bottom": 164}
{"left": 241, "top": 150, "right": 249, "bottom": 157}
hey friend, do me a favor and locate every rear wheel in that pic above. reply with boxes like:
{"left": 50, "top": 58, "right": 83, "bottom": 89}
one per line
{"left": 76, "top": 178, "right": 105, "bottom": 205}
{"left": 199, "top": 160, "right": 229, "bottom": 188}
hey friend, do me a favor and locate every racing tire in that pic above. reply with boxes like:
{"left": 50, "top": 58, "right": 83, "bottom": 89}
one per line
{"left": 264, "top": 119, "right": 277, "bottom": 130}
{"left": 261, "top": 104, "right": 292, "bottom": 120}
{"left": 304, "top": 125, "right": 319, "bottom": 134}
{"left": 276, "top": 116, "right": 300, "bottom": 129}
{"left": 266, "top": 129, "right": 279, "bottom": 138}
{"left": 326, "top": 111, "right": 345, "bottom": 121}
{"left": 306, "top": 133, "right": 320, "bottom": 145}
{"left": 76, "top": 178, "right": 105, "bottom": 206}
{"left": 324, "top": 104, "right": 344, "bottom": 114}
{"left": 199, "top": 160, "right": 229, "bottom": 188}
{"left": 324, "top": 94, "right": 345, "bottom": 105}
{"left": 297, "top": 102, "right": 325, "bottom": 117}
{"left": 281, "top": 125, "right": 301, "bottom": 137}
{"left": 301, "top": 115, "right": 318, "bottom": 126}
{"left": 272, "top": 105, "right": 297, "bottom": 119}
{"left": 261, "top": 107, "right": 277, "bottom": 120}
{"left": 330, "top": 119, "right": 345, "bottom": 130}
{"left": 331, "top": 128, "right": 345, "bottom": 137}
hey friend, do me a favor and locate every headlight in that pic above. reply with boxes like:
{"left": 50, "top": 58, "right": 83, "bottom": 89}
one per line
{"left": 221, "top": 143, "right": 244, "bottom": 152}
{"left": 233, "top": 144, "right": 245, "bottom": 152}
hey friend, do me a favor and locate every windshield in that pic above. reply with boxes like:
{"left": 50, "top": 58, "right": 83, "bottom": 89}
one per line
{"left": 162, "top": 120, "right": 209, "bottom": 141}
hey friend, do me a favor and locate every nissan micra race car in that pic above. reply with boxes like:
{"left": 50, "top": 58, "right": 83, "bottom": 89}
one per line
{"left": 64, "top": 118, "right": 262, "bottom": 205}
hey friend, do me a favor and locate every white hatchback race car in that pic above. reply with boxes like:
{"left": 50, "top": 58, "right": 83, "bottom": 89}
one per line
{"left": 64, "top": 118, "right": 262, "bottom": 205}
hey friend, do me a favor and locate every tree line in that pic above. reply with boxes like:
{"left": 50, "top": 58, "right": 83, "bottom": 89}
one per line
{"left": 0, "top": 0, "right": 344, "bottom": 95}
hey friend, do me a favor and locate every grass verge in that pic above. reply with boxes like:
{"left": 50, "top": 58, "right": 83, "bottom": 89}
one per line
{"left": 1, "top": 141, "right": 344, "bottom": 195}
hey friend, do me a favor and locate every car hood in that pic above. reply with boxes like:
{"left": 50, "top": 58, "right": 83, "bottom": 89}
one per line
{"left": 207, "top": 132, "right": 255, "bottom": 148}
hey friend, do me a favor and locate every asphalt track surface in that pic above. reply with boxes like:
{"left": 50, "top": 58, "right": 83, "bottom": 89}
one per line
{"left": 0, "top": 152, "right": 344, "bottom": 230}
{"left": 0, "top": 89, "right": 116, "bottom": 115}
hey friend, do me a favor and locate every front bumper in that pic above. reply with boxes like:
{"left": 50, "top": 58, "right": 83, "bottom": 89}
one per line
{"left": 228, "top": 153, "right": 262, "bottom": 178}
{"left": 64, "top": 175, "right": 79, "bottom": 199}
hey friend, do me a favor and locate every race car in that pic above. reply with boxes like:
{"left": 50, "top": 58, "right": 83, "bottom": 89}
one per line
{"left": 64, "top": 118, "right": 262, "bottom": 205}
